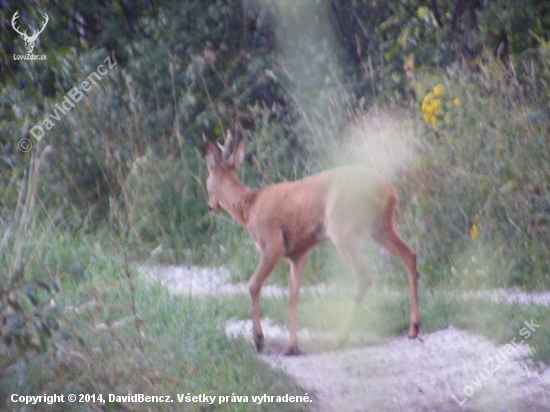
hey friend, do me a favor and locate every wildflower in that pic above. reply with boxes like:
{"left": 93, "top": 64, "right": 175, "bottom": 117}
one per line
{"left": 423, "top": 92, "right": 434, "bottom": 104}
{"left": 471, "top": 224, "right": 480, "bottom": 241}
{"left": 422, "top": 84, "right": 461, "bottom": 128}
{"left": 432, "top": 99, "right": 442, "bottom": 115}
{"left": 421, "top": 85, "right": 457, "bottom": 128}
{"left": 433, "top": 84, "right": 445, "bottom": 97}
{"left": 471, "top": 215, "right": 481, "bottom": 241}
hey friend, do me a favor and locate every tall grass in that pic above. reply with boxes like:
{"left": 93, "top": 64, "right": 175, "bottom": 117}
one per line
{"left": 402, "top": 55, "right": 550, "bottom": 288}
{"left": 0, "top": 148, "right": 307, "bottom": 411}
{"left": 0, "top": 216, "right": 310, "bottom": 411}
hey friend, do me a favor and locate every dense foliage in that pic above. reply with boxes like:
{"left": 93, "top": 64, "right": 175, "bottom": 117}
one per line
{"left": 1, "top": 0, "right": 549, "bottom": 269}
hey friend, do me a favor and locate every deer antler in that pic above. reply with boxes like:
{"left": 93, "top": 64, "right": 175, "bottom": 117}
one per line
{"left": 217, "top": 130, "right": 234, "bottom": 161}
{"left": 11, "top": 11, "right": 28, "bottom": 38}
{"left": 30, "top": 12, "right": 49, "bottom": 41}
{"left": 11, "top": 11, "right": 48, "bottom": 41}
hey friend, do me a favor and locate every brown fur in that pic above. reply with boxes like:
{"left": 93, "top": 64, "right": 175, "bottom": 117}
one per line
{"left": 204, "top": 134, "right": 421, "bottom": 355}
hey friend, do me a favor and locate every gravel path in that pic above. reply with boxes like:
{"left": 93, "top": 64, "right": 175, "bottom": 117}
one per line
{"left": 142, "top": 265, "right": 550, "bottom": 412}
{"left": 226, "top": 319, "right": 550, "bottom": 412}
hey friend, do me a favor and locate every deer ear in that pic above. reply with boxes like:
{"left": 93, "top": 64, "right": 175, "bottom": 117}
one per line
{"left": 231, "top": 140, "right": 246, "bottom": 170}
{"left": 205, "top": 141, "right": 222, "bottom": 171}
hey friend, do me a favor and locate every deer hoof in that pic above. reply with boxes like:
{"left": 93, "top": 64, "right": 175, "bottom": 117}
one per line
{"left": 283, "top": 345, "right": 301, "bottom": 356}
{"left": 255, "top": 333, "right": 264, "bottom": 352}
{"left": 408, "top": 322, "right": 421, "bottom": 339}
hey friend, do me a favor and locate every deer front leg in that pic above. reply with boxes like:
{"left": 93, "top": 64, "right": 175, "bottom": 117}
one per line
{"left": 285, "top": 252, "right": 308, "bottom": 356}
{"left": 248, "top": 248, "right": 281, "bottom": 352}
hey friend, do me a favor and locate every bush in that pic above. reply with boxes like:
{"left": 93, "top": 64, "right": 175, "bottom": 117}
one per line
{"left": 403, "top": 54, "right": 550, "bottom": 288}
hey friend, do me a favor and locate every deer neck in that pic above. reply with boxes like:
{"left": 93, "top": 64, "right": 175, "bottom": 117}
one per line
{"left": 219, "top": 174, "right": 257, "bottom": 226}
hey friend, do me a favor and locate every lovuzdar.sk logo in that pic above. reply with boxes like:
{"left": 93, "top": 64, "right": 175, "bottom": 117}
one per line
{"left": 11, "top": 10, "right": 49, "bottom": 61}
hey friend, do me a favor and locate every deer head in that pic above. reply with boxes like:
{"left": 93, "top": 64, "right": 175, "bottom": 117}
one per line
{"left": 12, "top": 11, "right": 49, "bottom": 54}
{"left": 203, "top": 131, "right": 246, "bottom": 213}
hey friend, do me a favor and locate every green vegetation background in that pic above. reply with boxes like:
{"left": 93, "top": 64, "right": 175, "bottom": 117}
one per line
{"left": 1, "top": 0, "right": 550, "bottom": 410}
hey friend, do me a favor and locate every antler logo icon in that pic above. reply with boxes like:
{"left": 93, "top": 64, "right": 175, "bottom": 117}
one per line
{"left": 11, "top": 10, "right": 49, "bottom": 55}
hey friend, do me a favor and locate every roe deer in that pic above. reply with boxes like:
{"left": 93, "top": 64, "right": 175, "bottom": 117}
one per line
{"left": 204, "top": 132, "right": 420, "bottom": 355}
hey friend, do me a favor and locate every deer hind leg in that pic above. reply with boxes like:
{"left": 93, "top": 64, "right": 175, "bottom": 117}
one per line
{"left": 372, "top": 212, "right": 421, "bottom": 338}
{"left": 329, "top": 230, "right": 373, "bottom": 348}
{"left": 285, "top": 252, "right": 308, "bottom": 356}
{"left": 248, "top": 247, "right": 282, "bottom": 352}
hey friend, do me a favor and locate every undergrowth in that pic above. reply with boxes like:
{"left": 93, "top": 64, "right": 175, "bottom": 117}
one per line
{"left": 0, "top": 227, "right": 308, "bottom": 412}
{"left": 1, "top": 39, "right": 549, "bottom": 411}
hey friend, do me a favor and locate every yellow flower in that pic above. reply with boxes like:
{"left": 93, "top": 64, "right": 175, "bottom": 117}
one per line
{"left": 453, "top": 98, "right": 461, "bottom": 107}
{"left": 421, "top": 89, "right": 448, "bottom": 127}
{"left": 471, "top": 224, "right": 480, "bottom": 241}
{"left": 433, "top": 84, "right": 445, "bottom": 97}
{"left": 471, "top": 215, "right": 481, "bottom": 241}
{"left": 423, "top": 92, "right": 434, "bottom": 103}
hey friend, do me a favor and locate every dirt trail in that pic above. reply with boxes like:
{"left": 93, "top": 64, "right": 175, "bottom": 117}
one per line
{"left": 227, "top": 319, "right": 550, "bottom": 412}
{"left": 143, "top": 265, "right": 550, "bottom": 412}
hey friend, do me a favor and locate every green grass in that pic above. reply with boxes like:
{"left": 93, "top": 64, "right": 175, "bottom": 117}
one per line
{"left": 211, "top": 234, "right": 550, "bottom": 367}
{"left": 1, "top": 195, "right": 548, "bottom": 412}
{"left": 218, "top": 272, "right": 550, "bottom": 366}
{"left": 2, "top": 52, "right": 550, "bottom": 412}
{"left": 0, "top": 230, "right": 310, "bottom": 412}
